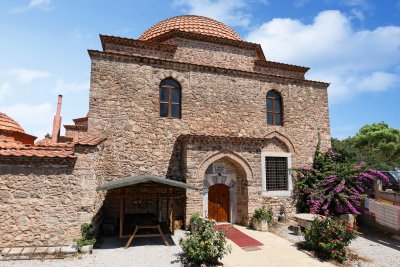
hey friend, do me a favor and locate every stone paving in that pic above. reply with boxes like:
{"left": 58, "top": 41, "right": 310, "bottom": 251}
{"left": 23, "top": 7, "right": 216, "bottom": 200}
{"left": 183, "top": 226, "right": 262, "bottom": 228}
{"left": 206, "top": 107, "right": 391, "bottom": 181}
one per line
{"left": 222, "top": 225, "right": 335, "bottom": 267}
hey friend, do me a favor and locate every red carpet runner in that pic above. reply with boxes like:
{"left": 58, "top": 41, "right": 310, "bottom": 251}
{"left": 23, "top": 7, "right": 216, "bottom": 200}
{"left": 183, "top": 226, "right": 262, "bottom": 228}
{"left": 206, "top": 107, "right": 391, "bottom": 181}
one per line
{"left": 215, "top": 224, "right": 263, "bottom": 248}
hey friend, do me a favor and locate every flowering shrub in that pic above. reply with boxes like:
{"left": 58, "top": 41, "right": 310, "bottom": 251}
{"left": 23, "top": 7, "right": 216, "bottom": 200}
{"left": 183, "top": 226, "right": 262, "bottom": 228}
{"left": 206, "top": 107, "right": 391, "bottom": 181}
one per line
{"left": 295, "top": 135, "right": 390, "bottom": 216}
{"left": 304, "top": 216, "right": 357, "bottom": 263}
{"left": 180, "top": 215, "right": 231, "bottom": 265}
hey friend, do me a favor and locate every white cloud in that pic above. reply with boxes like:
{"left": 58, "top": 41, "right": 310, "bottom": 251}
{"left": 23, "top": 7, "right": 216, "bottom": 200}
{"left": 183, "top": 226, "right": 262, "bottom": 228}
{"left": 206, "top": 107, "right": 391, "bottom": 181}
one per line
{"left": 55, "top": 80, "right": 89, "bottom": 94}
{"left": 28, "top": 0, "right": 51, "bottom": 8}
{"left": 0, "top": 103, "right": 53, "bottom": 139}
{"left": 173, "top": 0, "right": 265, "bottom": 27}
{"left": 10, "top": 0, "right": 54, "bottom": 13}
{"left": 6, "top": 68, "right": 50, "bottom": 84}
{"left": 246, "top": 10, "right": 400, "bottom": 104}
{"left": 0, "top": 83, "right": 11, "bottom": 103}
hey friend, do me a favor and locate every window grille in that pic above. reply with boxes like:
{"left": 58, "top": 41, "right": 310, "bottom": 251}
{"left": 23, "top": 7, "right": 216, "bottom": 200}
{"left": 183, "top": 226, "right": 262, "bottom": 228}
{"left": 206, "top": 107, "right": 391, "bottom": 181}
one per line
{"left": 265, "top": 157, "right": 288, "bottom": 191}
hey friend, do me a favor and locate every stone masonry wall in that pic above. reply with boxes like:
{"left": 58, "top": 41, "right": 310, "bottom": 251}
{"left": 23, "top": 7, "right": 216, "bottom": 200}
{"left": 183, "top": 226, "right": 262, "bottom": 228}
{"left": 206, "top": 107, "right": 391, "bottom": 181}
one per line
{"left": 184, "top": 137, "right": 297, "bottom": 225}
{"left": 0, "top": 146, "right": 102, "bottom": 247}
{"left": 88, "top": 38, "right": 330, "bottom": 224}
{"left": 106, "top": 38, "right": 305, "bottom": 78}
{"left": 171, "top": 38, "right": 257, "bottom": 72}
{"left": 88, "top": 61, "right": 330, "bottom": 169}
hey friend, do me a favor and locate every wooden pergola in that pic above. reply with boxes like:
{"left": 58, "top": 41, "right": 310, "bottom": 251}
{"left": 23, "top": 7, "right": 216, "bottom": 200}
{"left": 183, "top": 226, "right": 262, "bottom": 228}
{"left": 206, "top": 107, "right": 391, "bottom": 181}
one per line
{"left": 97, "top": 175, "right": 197, "bottom": 247}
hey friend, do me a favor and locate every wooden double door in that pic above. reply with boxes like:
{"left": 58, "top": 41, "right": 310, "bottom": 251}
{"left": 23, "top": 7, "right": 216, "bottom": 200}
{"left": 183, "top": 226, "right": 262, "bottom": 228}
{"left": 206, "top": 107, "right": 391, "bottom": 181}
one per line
{"left": 208, "top": 184, "right": 230, "bottom": 222}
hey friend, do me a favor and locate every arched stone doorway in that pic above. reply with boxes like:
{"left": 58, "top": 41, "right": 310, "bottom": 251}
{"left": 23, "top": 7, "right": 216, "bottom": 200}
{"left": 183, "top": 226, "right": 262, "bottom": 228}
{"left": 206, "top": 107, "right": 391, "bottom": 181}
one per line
{"left": 199, "top": 152, "right": 251, "bottom": 224}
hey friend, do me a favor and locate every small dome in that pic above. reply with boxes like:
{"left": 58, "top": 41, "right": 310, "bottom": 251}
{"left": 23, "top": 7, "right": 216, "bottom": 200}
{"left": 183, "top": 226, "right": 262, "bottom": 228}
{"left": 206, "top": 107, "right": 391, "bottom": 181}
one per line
{"left": 0, "top": 112, "right": 25, "bottom": 133}
{"left": 139, "top": 15, "right": 242, "bottom": 41}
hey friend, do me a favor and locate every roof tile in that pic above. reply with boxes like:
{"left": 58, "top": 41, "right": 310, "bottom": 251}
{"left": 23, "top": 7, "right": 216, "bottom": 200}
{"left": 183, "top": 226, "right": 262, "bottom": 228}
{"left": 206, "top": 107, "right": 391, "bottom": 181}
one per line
{"left": 139, "top": 15, "right": 242, "bottom": 42}
{"left": 0, "top": 112, "right": 25, "bottom": 133}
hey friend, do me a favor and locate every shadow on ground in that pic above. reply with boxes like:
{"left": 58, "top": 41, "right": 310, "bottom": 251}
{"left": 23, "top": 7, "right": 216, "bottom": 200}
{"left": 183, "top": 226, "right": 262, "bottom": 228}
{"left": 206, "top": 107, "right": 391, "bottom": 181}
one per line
{"left": 356, "top": 226, "right": 400, "bottom": 251}
{"left": 94, "top": 235, "right": 177, "bottom": 249}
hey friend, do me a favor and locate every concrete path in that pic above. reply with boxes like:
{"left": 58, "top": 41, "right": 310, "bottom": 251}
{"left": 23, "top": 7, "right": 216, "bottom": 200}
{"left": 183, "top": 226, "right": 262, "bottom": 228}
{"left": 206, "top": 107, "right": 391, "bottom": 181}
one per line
{"left": 222, "top": 225, "right": 334, "bottom": 267}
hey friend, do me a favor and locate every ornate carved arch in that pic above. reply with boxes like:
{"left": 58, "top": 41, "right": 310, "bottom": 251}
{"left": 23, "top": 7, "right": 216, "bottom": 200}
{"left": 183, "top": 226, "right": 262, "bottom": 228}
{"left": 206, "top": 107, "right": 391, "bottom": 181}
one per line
{"left": 196, "top": 149, "right": 253, "bottom": 182}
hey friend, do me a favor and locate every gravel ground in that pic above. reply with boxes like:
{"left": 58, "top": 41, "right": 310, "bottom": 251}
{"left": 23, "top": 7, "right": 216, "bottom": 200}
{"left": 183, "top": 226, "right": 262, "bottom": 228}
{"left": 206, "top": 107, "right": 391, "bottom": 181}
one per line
{"left": 270, "top": 221, "right": 400, "bottom": 267}
{"left": 347, "top": 227, "right": 400, "bottom": 267}
{"left": 0, "top": 230, "right": 185, "bottom": 267}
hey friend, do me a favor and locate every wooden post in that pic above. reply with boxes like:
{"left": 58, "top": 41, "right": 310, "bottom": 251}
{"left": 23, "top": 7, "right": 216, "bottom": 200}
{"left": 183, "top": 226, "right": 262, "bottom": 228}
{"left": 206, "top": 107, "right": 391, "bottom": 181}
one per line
{"left": 119, "top": 190, "right": 125, "bottom": 238}
{"left": 171, "top": 193, "right": 175, "bottom": 235}
{"left": 166, "top": 188, "right": 169, "bottom": 231}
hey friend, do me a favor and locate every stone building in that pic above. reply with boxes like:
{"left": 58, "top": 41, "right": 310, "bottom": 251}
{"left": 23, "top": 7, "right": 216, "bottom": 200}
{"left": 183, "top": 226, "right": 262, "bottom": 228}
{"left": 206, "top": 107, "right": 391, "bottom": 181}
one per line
{"left": 0, "top": 15, "right": 330, "bottom": 246}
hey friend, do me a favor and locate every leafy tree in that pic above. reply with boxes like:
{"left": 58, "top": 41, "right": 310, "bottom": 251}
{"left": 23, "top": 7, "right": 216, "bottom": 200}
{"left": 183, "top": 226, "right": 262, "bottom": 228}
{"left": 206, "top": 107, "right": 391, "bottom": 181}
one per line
{"left": 332, "top": 122, "right": 400, "bottom": 170}
{"left": 331, "top": 138, "right": 357, "bottom": 164}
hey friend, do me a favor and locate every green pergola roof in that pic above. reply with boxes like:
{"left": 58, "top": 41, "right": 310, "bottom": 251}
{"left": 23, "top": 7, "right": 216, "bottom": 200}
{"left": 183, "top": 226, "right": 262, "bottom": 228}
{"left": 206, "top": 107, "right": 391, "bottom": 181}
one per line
{"left": 96, "top": 175, "right": 197, "bottom": 191}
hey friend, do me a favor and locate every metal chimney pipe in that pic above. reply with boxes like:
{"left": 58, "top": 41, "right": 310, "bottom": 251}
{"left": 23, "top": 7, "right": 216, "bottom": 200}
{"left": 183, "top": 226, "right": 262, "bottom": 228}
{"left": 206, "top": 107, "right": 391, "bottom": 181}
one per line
{"left": 51, "top": 95, "right": 63, "bottom": 143}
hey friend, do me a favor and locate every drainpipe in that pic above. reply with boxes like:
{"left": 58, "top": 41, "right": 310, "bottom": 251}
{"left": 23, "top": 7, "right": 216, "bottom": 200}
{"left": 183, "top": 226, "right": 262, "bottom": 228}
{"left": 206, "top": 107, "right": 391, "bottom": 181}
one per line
{"left": 51, "top": 95, "right": 62, "bottom": 143}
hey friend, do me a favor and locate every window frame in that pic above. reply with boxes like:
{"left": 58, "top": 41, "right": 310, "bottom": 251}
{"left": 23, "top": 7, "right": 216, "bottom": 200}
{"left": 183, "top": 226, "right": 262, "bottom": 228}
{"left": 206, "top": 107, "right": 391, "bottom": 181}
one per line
{"left": 261, "top": 151, "right": 292, "bottom": 197}
{"left": 159, "top": 79, "right": 181, "bottom": 119}
{"left": 266, "top": 90, "right": 283, "bottom": 126}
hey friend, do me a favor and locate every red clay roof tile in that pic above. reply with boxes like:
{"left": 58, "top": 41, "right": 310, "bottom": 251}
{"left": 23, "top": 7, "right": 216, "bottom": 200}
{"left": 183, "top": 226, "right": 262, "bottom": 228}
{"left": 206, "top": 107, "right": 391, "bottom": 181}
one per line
{"left": 139, "top": 15, "right": 242, "bottom": 42}
{"left": 74, "top": 134, "right": 106, "bottom": 146}
{"left": 0, "top": 112, "right": 25, "bottom": 133}
{"left": 0, "top": 139, "right": 75, "bottom": 158}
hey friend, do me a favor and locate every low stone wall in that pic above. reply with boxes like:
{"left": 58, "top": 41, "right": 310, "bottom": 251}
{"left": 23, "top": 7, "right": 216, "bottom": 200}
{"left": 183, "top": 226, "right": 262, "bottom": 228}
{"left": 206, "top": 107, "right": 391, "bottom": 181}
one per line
{"left": 0, "top": 147, "right": 101, "bottom": 247}
{"left": 262, "top": 196, "right": 297, "bottom": 221}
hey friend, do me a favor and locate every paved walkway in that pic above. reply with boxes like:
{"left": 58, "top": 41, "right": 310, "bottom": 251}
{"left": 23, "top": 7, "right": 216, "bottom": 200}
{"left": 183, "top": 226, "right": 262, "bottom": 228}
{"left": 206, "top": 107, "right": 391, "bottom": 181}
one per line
{"left": 222, "top": 225, "right": 334, "bottom": 267}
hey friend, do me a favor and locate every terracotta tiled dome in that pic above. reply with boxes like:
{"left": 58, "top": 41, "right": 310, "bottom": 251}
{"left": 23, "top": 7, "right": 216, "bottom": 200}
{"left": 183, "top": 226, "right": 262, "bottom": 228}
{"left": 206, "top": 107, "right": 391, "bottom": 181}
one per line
{"left": 0, "top": 112, "right": 25, "bottom": 133}
{"left": 139, "top": 15, "right": 242, "bottom": 41}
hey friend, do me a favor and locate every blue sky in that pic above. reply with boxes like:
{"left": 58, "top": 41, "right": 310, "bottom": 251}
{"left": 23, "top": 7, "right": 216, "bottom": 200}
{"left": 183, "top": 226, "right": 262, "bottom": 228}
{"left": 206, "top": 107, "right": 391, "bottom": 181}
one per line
{"left": 0, "top": 0, "right": 399, "bottom": 139}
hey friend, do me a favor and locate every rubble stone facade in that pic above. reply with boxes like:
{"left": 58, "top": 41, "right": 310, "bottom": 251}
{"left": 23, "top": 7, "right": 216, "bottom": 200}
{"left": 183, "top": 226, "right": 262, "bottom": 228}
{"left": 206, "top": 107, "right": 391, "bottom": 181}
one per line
{"left": 0, "top": 145, "right": 104, "bottom": 247}
{"left": 0, "top": 15, "right": 331, "bottom": 246}
{"left": 89, "top": 22, "right": 330, "bottom": 225}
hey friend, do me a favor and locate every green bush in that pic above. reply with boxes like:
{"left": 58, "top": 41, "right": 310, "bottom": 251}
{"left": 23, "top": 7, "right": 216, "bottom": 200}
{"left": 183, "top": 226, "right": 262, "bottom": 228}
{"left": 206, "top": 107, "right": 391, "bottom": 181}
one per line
{"left": 75, "top": 236, "right": 96, "bottom": 247}
{"left": 252, "top": 206, "right": 273, "bottom": 222}
{"left": 180, "top": 215, "right": 231, "bottom": 265}
{"left": 74, "top": 223, "right": 96, "bottom": 248}
{"left": 189, "top": 212, "right": 201, "bottom": 231}
{"left": 303, "top": 216, "right": 357, "bottom": 263}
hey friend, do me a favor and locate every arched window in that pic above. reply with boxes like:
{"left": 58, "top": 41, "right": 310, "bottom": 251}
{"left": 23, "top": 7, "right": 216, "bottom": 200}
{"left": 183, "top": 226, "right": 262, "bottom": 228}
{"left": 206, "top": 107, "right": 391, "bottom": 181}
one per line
{"left": 266, "top": 90, "right": 283, "bottom": 125}
{"left": 159, "top": 78, "right": 181, "bottom": 119}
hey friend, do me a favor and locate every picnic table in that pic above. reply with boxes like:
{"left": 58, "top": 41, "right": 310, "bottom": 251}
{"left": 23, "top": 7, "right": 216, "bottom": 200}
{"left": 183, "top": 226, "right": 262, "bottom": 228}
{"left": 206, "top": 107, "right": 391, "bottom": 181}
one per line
{"left": 124, "top": 214, "right": 169, "bottom": 248}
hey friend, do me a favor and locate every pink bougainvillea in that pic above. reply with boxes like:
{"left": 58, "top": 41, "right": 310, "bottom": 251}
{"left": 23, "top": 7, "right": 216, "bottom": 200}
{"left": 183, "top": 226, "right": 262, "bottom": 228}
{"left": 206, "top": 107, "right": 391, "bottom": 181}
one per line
{"left": 295, "top": 140, "right": 390, "bottom": 216}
